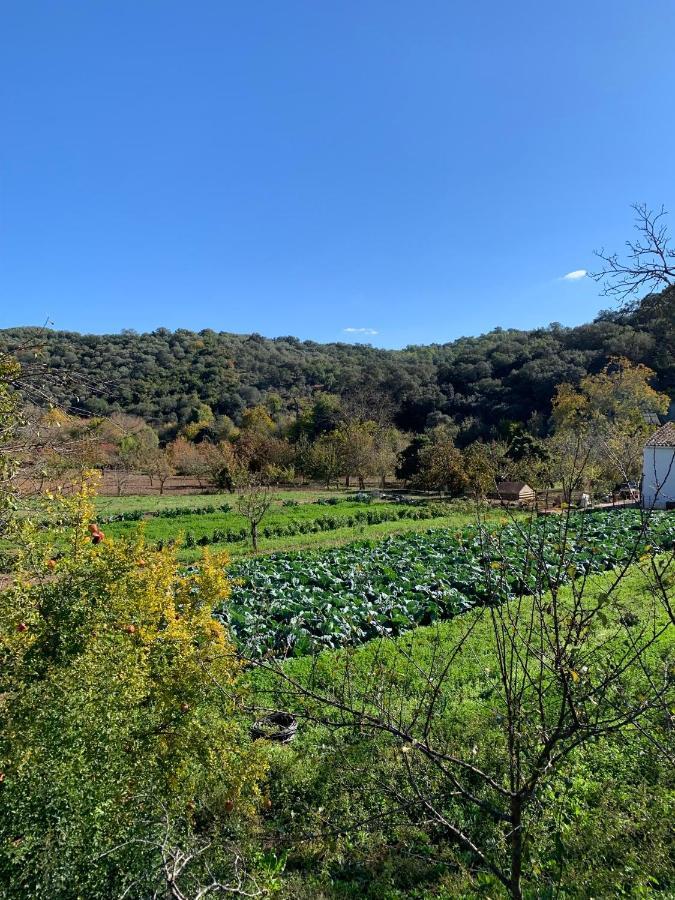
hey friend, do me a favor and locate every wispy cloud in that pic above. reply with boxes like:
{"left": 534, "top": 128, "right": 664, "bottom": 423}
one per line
{"left": 343, "top": 327, "right": 379, "bottom": 335}
{"left": 562, "top": 269, "right": 587, "bottom": 281}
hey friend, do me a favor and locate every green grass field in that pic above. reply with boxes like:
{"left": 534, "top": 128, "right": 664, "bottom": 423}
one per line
{"left": 92, "top": 488, "right": 344, "bottom": 517}
{"left": 93, "top": 489, "right": 517, "bottom": 560}
{"left": 250, "top": 565, "right": 675, "bottom": 898}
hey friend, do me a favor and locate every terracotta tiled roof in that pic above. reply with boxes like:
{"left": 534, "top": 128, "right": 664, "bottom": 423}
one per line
{"left": 645, "top": 422, "right": 675, "bottom": 448}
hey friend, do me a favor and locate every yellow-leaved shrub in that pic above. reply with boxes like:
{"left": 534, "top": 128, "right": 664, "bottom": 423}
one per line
{"left": 0, "top": 479, "right": 267, "bottom": 898}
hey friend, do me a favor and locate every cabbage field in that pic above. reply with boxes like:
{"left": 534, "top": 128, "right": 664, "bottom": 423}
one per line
{"left": 214, "top": 510, "right": 675, "bottom": 657}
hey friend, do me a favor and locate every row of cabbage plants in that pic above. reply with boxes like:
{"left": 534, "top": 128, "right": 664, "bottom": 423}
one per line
{"left": 214, "top": 510, "right": 675, "bottom": 658}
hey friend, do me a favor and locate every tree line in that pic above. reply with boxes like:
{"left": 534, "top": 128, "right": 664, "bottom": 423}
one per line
{"left": 0, "top": 287, "right": 672, "bottom": 445}
{"left": 18, "top": 355, "right": 670, "bottom": 507}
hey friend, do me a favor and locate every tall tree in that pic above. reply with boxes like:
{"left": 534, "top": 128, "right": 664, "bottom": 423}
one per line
{"left": 304, "top": 433, "right": 342, "bottom": 488}
{"left": 414, "top": 432, "right": 467, "bottom": 495}
{"left": 551, "top": 357, "right": 670, "bottom": 491}
{"left": 333, "top": 421, "right": 377, "bottom": 489}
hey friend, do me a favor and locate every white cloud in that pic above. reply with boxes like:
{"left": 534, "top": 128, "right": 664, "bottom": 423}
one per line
{"left": 343, "top": 327, "right": 379, "bottom": 335}
{"left": 562, "top": 269, "right": 587, "bottom": 281}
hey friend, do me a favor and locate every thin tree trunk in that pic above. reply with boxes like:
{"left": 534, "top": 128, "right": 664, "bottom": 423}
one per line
{"left": 251, "top": 522, "right": 258, "bottom": 552}
{"left": 509, "top": 795, "right": 523, "bottom": 900}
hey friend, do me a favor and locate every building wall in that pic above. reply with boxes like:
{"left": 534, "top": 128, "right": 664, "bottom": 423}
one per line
{"left": 642, "top": 446, "right": 675, "bottom": 509}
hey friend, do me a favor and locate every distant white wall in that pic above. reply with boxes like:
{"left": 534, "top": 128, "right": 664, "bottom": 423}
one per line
{"left": 642, "top": 446, "right": 675, "bottom": 509}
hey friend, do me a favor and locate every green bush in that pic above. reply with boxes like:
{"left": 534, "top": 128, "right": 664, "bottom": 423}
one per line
{"left": 0, "top": 493, "right": 266, "bottom": 899}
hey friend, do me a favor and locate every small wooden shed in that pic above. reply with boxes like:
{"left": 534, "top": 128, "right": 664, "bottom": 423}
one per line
{"left": 491, "top": 481, "right": 535, "bottom": 503}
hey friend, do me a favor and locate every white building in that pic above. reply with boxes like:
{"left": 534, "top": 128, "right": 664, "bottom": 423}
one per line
{"left": 642, "top": 422, "right": 675, "bottom": 510}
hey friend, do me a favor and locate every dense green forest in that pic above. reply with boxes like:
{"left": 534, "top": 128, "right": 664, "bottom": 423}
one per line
{"left": 1, "top": 289, "right": 672, "bottom": 441}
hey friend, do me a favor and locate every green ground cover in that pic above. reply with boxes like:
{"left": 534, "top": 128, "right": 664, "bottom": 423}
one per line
{"left": 250, "top": 566, "right": 675, "bottom": 898}
{"left": 100, "top": 497, "right": 424, "bottom": 547}
{"left": 92, "top": 488, "right": 344, "bottom": 517}
{"left": 218, "top": 509, "right": 675, "bottom": 656}
{"left": 91, "top": 491, "right": 511, "bottom": 561}
{"left": 193, "top": 512, "right": 499, "bottom": 561}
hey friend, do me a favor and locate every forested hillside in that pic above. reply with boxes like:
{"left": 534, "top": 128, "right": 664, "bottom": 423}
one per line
{"left": 1, "top": 289, "right": 672, "bottom": 441}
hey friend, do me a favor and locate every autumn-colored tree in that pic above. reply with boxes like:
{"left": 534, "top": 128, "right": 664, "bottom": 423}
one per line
{"left": 143, "top": 446, "right": 175, "bottom": 494}
{"left": 333, "top": 420, "right": 378, "bottom": 489}
{"left": 235, "top": 430, "right": 294, "bottom": 478}
{"left": 240, "top": 404, "right": 275, "bottom": 434}
{"left": 0, "top": 483, "right": 267, "bottom": 898}
{"left": 462, "top": 440, "right": 506, "bottom": 497}
{"left": 414, "top": 435, "right": 467, "bottom": 494}
{"left": 552, "top": 358, "right": 668, "bottom": 431}
{"left": 371, "top": 426, "right": 407, "bottom": 488}
{"left": 167, "top": 436, "right": 207, "bottom": 484}
{"left": 304, "top": 432, "right": 343, "bottom": 488}
{"left": 551, "top": 357, "right": 669, "bottom": 492}
{"left": 202, "top": 441, "right": 243, "bottom": 492}
{"left": 180, "top": 402, "right": 215, "bottom": 441}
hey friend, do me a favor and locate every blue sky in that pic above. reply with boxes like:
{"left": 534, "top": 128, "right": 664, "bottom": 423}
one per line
{"left": 1, "top": 1, "right": 674, "bottom": 348}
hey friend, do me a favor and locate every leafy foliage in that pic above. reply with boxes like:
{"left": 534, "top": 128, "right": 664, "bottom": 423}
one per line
{"left": 216, "top": 510, "right": 675, "bottom": 657}
{"left": 0, "top": 486, "right": 267, "bottom": 899}
{"left": 254, "top": 568, "right": 674, "bottom": 898}
{"left": 98, "top": 500, "right": 233, "bottom": 523}
{"left": 1, "top": 290, "right": 672, "bottom": 439}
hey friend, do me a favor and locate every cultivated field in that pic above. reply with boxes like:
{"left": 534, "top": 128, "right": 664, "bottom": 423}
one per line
{"left": 249, "top": 564, "right": 674, "bottom": 897}
{"left": 222, "top": 508, "right": 675, "bottom": 656}
{"left": 94, "top": 488, "right": 515, "bottom": 560}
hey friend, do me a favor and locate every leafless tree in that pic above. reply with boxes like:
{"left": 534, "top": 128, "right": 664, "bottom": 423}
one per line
{"left": 591, "top": 203, "right": 675, "bottom": 304}
{"left": 97, "top": 809, "right": 264, "bottom": 900}
{"left": 143, "top": 447, "right": 175, "bottom": 495}
{"left": 235, "top": 475, "right": 273, "bottom": 552}
{"left": 251, "top": 445, "right": 673, "bottom": 898}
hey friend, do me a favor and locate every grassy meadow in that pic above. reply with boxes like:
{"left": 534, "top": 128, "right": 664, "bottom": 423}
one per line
{"left": 249, "top": 565, "right": 675, "bottom": 898}
{"left": 92, "top": 489, "right": 517, "bottom": 560}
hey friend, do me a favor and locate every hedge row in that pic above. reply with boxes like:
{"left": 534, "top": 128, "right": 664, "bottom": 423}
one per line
{"left": 174, "top": 504, "right": 450, "bottom": 549}
{"left": 103, "top": 493, "right": 432, "bottom": 524}
{"left": 101, "top": 502, "right": 232, "bottom": 523}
